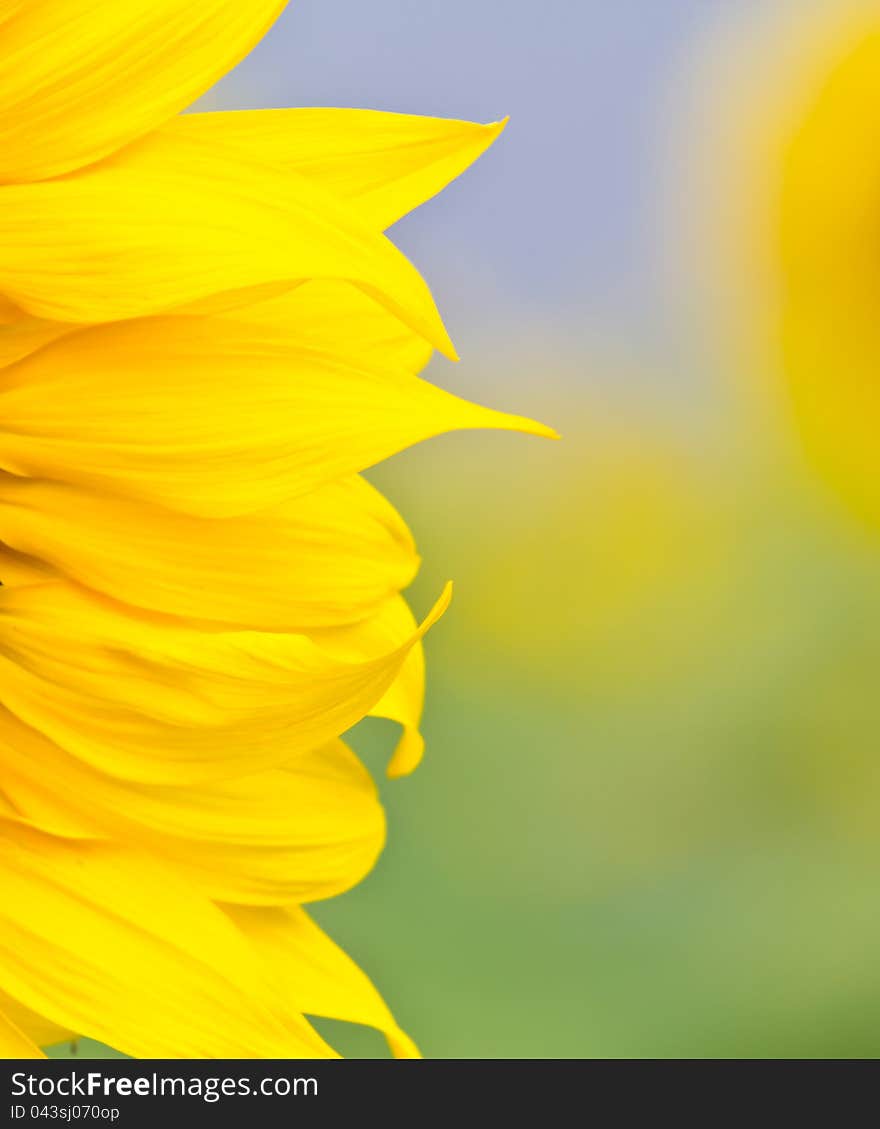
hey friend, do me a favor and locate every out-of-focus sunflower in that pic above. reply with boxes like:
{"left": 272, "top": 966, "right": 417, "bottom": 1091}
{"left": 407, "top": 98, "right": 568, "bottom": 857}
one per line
{"left": 705, "top": 2, "right": 880, "bottom": 527}
{"left": 776, "top": 8, "right": 880, "bottom": 528}
{"left": 0, "top": 1, "right": 553, "bottom": 1058}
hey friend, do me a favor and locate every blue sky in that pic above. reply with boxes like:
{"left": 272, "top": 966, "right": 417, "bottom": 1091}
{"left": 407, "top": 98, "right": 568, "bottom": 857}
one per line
{"left": 213, "top": 3, "right": 753, "bottom": 339}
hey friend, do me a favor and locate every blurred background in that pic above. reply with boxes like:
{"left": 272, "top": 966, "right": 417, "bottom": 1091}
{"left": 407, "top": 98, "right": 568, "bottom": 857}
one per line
{"left": 55, "top": 0, "right": 880, "bottom": 1058}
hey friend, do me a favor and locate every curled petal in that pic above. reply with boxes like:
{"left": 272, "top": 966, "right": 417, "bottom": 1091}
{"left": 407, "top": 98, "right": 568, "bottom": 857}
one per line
{"left": 314, "top": 596, "right": 427, "bottom": 776}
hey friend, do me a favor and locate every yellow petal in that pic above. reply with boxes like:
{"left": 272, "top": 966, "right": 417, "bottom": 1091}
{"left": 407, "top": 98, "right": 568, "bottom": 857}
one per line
{"left": 226, "top": 904, "right": 420, "bottom": 1058}
{"left": 0, "top": 544, "right": 55, "bottom": 588}
{"left": 0, "top": 316, "right": 554, "bottom": 518}
{"left": 0, "top": 992, "right": 71, "bottom": 1052}
{"left": 0, "top": 1006, "right": 45, "bottom": 1058}
{"left": 0, "top": 819, "right": 334, "bottom": 1057}
{"left": 132, "top": 736, "right": 387, "bottom": 904}
{"left": 0, "top": 474, "right": 418, "bottom": 630}
{"left": 376, "top": 646, "right": 426, "bottom": 779}
{"left": 0, "top": 282, "right": 431, "bottom": 378}
{"left": 2, "top": 715, "right": 385, "bottom": 906}
{"left": 0, "top": 0, "right": 287, "bottom": 182}
{"left": 776, "top": 27, "right": 880, "bottom": 526}
{"left": 223, "top": 280, "right": 434, "bottom": 377}
{"left": 0, "top": 579, "right": 451, "bottom": 785}
{"left": 169, "top": 109, "right": 507, "bottom": 230}
{"left": 0, "top": 130, "right": 456, "bottom": 358}
{"left": 315, "top": 596, "right": 427, "bottom": 777}
{"left": 0, "top": 314, "right": 71, "bottom": 369}
{"left": 0, "top": 278, "right": 431, "bottom": 375}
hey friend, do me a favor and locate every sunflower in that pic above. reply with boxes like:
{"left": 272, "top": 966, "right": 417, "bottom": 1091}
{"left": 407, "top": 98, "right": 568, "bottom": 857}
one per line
{"left": 775, "top": 10, "right": 880, "bottom": 529}
{"left": 712, "top": 4, "right": 880, "bottom": 528}
{"left": 0, "top": 1, "right": 554, "bottom": 1058}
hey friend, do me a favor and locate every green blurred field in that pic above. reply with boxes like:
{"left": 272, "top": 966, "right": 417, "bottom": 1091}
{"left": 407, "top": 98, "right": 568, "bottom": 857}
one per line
{"left": 47, "top": 368, "right": 880, "bottom": 1059}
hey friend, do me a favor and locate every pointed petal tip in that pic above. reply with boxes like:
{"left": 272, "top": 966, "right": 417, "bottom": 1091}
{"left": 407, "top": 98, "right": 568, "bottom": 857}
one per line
{"left": 530, "top": 420, "right": 561, "bottom": 441}
{"left": 437, "top": 330, "right": 460, "bottom": 363}
{"left": 439, "top": 384, "right": 559, "bottom": 441}
{"left": 490, "top": 410, "right": 561, "bottom": 441}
